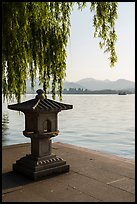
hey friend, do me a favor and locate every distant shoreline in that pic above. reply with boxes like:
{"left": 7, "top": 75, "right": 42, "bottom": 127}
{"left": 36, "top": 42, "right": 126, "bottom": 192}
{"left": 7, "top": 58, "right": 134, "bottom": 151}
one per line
{"left": 25, "top": 90, "right": 134, "bottom": 95}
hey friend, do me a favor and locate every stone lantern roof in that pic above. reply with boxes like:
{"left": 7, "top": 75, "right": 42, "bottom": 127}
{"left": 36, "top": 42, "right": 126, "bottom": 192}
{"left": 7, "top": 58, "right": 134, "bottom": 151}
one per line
{"left": 8, "top": 89, "right": 73, "bottom": 113}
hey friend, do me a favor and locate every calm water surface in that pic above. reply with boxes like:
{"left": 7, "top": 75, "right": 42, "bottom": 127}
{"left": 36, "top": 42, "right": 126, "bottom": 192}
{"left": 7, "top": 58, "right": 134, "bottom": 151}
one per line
{"left": 2, "top": 94, "right": 135, "bottom": 160}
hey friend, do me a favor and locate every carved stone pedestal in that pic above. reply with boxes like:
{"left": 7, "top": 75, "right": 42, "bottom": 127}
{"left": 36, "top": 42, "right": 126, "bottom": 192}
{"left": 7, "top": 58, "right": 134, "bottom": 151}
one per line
{"left": 13, "top": 153, "right": 69, "bottom": 180}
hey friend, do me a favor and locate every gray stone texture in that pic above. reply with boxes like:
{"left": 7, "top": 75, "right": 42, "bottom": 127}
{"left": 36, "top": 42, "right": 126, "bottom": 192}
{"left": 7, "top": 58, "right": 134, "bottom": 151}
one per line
{"left": 2, "top": 142, "right": 135, "bottom": 202}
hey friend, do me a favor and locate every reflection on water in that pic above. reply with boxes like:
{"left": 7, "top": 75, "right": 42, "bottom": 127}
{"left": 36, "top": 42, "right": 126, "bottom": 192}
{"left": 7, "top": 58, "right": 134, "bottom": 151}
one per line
{"left": 2, "top": 94, "right": 135, "bottom": 159}
{"left": 2, "top": 113, "right": 9, "bottom": 142}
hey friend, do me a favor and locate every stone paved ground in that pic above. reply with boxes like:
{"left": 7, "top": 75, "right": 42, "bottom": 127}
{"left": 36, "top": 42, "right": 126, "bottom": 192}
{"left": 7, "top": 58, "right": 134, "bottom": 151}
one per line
{"left": 2, "top": 142, "right": 135, "bottom": 202}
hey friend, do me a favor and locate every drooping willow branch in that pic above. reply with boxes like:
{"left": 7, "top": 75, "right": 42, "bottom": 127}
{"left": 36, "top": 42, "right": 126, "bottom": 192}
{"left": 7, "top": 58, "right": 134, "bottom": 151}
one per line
{"left": 2, "top": 2, "right": 118, "bottom": 102}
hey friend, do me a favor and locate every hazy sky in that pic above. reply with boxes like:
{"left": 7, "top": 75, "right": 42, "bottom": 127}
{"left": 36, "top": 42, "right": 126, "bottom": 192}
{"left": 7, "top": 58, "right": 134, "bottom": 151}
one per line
{"left": 65, "top": 2, "right": 135, "bottom": 82}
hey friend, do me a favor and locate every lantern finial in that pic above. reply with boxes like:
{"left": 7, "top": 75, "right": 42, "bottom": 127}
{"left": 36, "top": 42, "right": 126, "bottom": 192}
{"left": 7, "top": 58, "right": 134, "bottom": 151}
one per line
{"left": 35, "top": 89, "right": 45, "bottom": 100}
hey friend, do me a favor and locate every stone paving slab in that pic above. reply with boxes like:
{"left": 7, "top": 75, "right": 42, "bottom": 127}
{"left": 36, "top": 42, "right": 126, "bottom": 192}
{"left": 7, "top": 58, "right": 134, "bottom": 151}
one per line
{"left": 2, "top": 142, "right": 135, "bottom": 202}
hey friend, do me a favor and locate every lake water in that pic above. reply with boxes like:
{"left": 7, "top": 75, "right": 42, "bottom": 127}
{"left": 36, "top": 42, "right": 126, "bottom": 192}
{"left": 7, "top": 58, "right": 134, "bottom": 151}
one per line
{"left": 2, "top": 94, "right": 135, "bottom": 160}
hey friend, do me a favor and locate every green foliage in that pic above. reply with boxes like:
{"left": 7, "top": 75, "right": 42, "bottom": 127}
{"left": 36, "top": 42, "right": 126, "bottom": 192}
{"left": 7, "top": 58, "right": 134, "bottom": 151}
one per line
{"left": 90, "top": 2, "right": 118, "bottom": 66}
{"left": 2, "top": 2, "right": 118, "bottom": 102}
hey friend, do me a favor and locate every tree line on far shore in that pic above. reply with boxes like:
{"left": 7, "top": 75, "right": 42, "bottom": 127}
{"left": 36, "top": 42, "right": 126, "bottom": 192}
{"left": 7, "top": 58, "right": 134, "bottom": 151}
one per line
{"left": 62, "top": 88, "right": 134, "bottom": 94}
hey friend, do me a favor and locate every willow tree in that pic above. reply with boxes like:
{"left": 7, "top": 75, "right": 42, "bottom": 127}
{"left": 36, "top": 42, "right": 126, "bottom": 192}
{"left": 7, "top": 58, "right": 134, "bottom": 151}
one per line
{"left": 2, "top": 2, "right": 118, "bottom": 102}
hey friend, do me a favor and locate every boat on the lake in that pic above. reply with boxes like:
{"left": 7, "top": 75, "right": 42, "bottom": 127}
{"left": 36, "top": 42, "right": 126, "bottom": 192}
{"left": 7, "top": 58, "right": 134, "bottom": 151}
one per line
{"left": 118, "top": 91, "right": 127, "bottom": 95}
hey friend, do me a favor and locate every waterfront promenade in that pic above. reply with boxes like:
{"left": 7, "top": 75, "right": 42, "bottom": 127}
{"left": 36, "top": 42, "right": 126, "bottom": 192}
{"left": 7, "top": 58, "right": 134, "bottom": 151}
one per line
{"left": 2, "top": 142, "right": 135, "bottom": 202}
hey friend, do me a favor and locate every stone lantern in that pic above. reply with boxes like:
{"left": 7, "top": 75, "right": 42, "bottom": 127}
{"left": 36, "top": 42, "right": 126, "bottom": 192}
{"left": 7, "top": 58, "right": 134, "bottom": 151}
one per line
{"left": 8, "top": 89, "right": 73, "bottom": 180}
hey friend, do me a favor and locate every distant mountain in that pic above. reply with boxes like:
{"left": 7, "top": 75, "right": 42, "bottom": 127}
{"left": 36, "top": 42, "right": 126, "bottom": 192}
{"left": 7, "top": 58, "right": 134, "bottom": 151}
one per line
{"left": 76, "top": 78, "right": 135, "bottom": 91}
{"left": 26, "top": 78, "right": 86, "bottom": 93}
{"left": 63, "top": 81, "right": 86, "bottom": 90}
{"left": 26, "top": 77, "right": 135, "bottom": 93}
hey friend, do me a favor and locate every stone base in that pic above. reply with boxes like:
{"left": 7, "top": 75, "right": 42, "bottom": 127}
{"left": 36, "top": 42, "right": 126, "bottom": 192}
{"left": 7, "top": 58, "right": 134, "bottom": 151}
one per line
{"left": 13, "top": 154, "right": 70, "bottom": 180}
